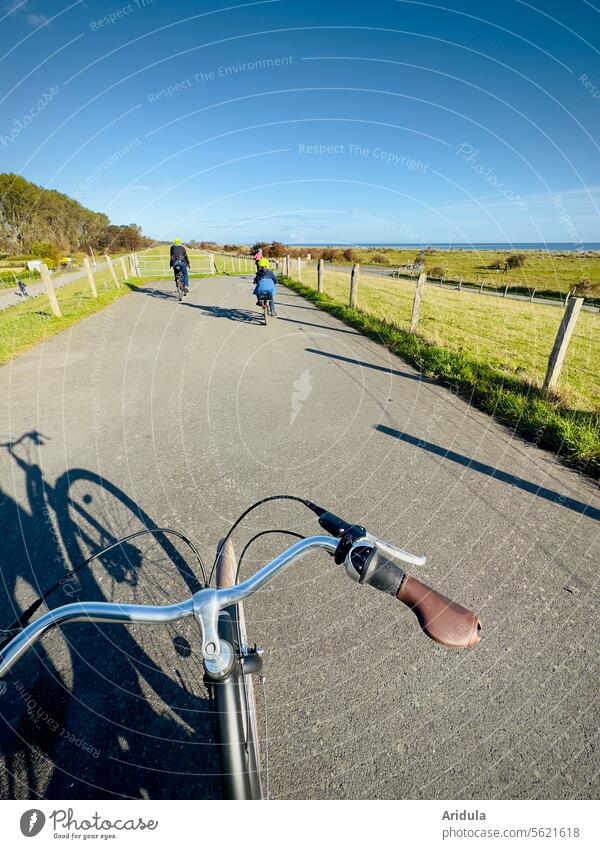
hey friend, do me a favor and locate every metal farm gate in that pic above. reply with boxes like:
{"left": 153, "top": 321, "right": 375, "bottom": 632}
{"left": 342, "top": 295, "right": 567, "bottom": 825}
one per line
{"left": 134, "top": 252, "right": 213, "bottom": 277}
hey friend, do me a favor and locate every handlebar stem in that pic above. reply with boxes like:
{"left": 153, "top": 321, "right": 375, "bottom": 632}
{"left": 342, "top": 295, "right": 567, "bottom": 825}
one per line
{"left": 195, "top": 535, "right": 338, "bottom": 674}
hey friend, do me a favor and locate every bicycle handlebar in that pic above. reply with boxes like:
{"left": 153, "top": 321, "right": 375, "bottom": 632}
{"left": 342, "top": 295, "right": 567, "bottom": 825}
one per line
{"left": 0, "top": 599, "right": 195, "bottom": 678}
{"left": 0, "top": 536, "right": 337, "bottom": 679}
{"left": 0, "top": 516, "right": 481, "bottom": 678}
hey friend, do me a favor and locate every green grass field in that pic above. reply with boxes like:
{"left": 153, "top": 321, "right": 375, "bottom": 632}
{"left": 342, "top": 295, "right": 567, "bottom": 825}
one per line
{"left": 288, "top": 264, "right": 599, "bottom": 475}
{"left": 300, "top": 247, "right": 600, "bottom": 300}
{"left": 0, "top": 267, "right": 138, "bottom": 366}
{"left": 300, "top": 264, "right": 598, "bottom": 411}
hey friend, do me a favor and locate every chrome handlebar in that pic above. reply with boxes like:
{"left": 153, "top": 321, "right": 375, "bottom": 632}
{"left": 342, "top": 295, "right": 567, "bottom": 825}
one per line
{"left": 0, "top": 535, "right": 337, "bottom": 679}
{"left": 0, "top": 531, "right": 424, "bottom": 679}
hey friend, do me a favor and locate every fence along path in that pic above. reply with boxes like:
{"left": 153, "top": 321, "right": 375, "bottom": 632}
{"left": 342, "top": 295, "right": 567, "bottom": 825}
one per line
{"left": 134, "top": 251, "right": 213, "bottom": 277}
{"left": 281, "top": 256, "right": 599, "bottom": 412}
{"left": 129, "top": 247, "right": 597, "bottom": 410}
{"left": 0, "top": 257, "right": 125, "bottom": 312}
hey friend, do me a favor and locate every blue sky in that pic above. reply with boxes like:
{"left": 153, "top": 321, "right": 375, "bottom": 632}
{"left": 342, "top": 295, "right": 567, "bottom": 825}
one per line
{"left": 1, "top": 0, "right": 599, "bottom": 244}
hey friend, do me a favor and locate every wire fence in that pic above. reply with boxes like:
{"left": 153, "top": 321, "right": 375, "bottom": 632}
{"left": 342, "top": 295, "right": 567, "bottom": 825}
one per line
{"left": 283, "top": 257, "right": 599, "bottom": 413}
{"left": 0, "top": 254, "right": 138, "bottom": 312}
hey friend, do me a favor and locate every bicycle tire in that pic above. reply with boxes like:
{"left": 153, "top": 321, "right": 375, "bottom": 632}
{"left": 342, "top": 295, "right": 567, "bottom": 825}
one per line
{"left": 175, "top": 272, "right": 183, "bottom": 301}
{"left": 212, "top": 539, "right": 263, "bottom": 800}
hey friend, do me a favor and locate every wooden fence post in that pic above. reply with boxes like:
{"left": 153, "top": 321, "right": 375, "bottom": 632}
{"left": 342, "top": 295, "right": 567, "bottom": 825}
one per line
{"left": 129, "top": 254, "right": 140, "bottom": 277}
{"left": 317, "top": 258, "right": 324, "bottom": 293}
{"left": 349, "top": 263, "right": 360, "bottom": 308}
{"left": 119, "top": 257, "right": 128, "bottom": 282}
{"left": 503, "top": 282, "right": 510, "bottom": 297}
{"left": 83, "top": 257, "right": 98, "bottom": 297}
{"left": 296, "top": 257, "right": 302, "bottom": 281}
{"left": 39, "top": 264, "right": 62, "bottom": 317}
{"left": 410, "top": 273, "right": 427, "bottom": 333}
{"left": 209, "top": 253, "right": 215, "bottom": 275}
{"left": 105, "top": 255, "right": 120, "bottom": 287}
{"left": 542, "top": 297, "right": 584, "bottom": 393}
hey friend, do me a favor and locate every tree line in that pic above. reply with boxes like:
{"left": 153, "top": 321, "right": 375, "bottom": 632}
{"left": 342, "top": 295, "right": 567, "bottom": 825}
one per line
{"left": 0, "top": 173, "right": 153, "bottom": 259}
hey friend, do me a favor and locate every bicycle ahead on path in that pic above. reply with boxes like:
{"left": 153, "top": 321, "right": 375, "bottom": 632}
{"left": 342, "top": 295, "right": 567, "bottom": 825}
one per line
{"left": 257, "top": 292, "right": 271, "bottom": 325}
{"left": 0, "top": 495, "right": 481, "bottom": 800}
{"left": 173, "top": 261, "right": 188, "bottom": 301}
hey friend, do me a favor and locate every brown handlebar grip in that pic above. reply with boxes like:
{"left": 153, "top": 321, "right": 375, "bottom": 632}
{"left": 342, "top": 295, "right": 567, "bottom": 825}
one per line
{"left": 397, "top": 575, "right": 481, "bottom": 649}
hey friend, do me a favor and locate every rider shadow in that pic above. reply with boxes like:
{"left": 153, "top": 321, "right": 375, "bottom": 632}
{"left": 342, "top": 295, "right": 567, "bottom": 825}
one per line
{"left": 183, "top": 303, "right": 264, "bottom": 324}
{"left": 131, "top": 286, "right": 179, "bottom": 301}
{"left": 0, "top": 432, "right": 221, "bottom": 800}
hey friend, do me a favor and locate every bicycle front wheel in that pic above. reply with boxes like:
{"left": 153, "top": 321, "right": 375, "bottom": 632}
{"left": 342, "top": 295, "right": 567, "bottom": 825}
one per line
{"left": 211, "top": 539, "right": 263, "bottom": 800}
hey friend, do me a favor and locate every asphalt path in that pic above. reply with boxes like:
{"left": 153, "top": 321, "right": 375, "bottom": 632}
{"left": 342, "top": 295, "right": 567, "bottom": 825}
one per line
{"left": 0, "top": 274, "right": 598, "bottom": 800}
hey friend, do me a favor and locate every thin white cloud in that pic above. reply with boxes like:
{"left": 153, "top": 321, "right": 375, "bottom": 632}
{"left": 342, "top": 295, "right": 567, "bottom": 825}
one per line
{"left": 26, "top": 12, "right": 49, "bottom": 25}
{"left": 437, "top": 184, "right": 600, "bottom": 214}
{"left": 4, "top": 1, "right": 51, "bottom": 27}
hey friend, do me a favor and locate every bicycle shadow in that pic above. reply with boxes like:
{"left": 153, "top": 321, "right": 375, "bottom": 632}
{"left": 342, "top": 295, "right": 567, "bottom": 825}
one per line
{"left": 130, "top": 286, "right": 179, "bottom": 301}
{"left": 182, "top": 303, "right": 265, "bottom": 324}
{"left": 0, "top": 432, "right": 221, "bottom": 799}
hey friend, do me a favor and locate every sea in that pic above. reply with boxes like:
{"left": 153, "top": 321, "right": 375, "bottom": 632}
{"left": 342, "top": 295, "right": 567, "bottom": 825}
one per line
{"left": 290, "top": 243, "right": 600, "bottom": 252}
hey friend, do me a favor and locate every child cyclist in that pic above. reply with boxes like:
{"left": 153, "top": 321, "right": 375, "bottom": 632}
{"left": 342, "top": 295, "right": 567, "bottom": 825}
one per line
{"left": 252, "top": 258, "right": 278, "bottom": 316}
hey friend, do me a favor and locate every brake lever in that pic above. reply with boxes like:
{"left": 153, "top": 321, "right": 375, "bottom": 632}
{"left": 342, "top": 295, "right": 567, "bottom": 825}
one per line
{"left": 364, "top": 533, "right": 426, "bottom": 567}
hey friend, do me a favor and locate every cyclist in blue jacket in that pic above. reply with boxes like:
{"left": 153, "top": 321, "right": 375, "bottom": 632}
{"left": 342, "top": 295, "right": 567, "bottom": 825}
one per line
{"left": 253, "top": 258, "right": 278, "bottom": 316}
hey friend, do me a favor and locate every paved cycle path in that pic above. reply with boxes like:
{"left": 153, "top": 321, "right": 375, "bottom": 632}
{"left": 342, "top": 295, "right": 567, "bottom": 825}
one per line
{"left": 0, "top": 274, "right": 598, "bottom": 800}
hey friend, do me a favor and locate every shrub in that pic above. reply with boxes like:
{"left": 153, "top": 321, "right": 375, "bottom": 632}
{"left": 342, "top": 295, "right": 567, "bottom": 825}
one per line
{"left": 370, "top": 253, "right": 387, "bottom": 264}
{"left": 268, "top": 241, "right": 286, "bottom": 258}
{"left": 342, "top": 248, "right": 354, "bottom": 262}
{"left": 428, "top": 266, "right": 445, "bottom": 278}
{"left": 30, "top": 242, "right": 61, "bottom": 265}
{"left": 506, "top": 253, "right": 527, "bottom": 269}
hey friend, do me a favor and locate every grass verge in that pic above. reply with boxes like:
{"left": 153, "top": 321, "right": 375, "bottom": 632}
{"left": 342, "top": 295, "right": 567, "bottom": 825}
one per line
{"left": 279, "top": 275, "right": 600, "bottom": 478}
{"left": 0, "top": 274, "right": 141, "bottom": 366}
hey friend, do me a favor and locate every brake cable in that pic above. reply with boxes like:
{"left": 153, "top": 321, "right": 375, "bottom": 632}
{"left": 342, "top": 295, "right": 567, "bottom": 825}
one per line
{"left": 0, "top": 527, "right": 208, "bottom": 652}
{"left": 235, "top": 529, "right": 306, "bottom": 583}
{"left": 209, "top": 494, "right": 319, "bottom": 585}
